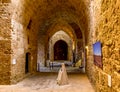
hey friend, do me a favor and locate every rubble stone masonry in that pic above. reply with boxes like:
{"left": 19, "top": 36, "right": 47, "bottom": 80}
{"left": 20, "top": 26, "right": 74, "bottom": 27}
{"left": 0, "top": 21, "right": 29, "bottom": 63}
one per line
{"left": 87, "top": 0, "right": 120, "bottom": 92}
{"left": 0, "top": 2, "right": 11, "bottom": 84}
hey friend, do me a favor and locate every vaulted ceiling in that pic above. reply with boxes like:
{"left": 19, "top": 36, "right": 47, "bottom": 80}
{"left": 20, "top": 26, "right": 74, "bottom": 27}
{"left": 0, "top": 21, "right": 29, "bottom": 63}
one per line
{"left": 12, "top": 0, "right": 90, "bottom": 43}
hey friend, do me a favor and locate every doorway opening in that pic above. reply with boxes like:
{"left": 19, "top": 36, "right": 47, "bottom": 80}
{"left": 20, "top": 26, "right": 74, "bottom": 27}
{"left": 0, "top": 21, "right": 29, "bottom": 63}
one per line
{"left": 25, "top": 52, "right": 31, "bottom": 73}
{"left": 54, "top": 40, "right": 68, "bottom": 60}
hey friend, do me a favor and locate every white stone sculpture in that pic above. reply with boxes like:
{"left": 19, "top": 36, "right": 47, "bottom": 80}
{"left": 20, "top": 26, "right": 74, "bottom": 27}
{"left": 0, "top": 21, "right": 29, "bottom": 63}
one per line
{"left": 56, "top": 63, "right": 69, "bottom": 85}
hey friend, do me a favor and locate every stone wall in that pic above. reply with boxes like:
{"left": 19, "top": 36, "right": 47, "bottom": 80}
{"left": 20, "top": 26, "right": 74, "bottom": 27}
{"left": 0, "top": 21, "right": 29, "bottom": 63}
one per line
{"left": 10, "top": 19, "right": 27, "bottom": 84}
{"left": 0, "top": 2, "right": 11, "bottom": 84}
{"left": 10, "top": 0, "right": 38, "bottom": 83}
{"left": 87, "top": 0, "right": 120, "bottom": 92}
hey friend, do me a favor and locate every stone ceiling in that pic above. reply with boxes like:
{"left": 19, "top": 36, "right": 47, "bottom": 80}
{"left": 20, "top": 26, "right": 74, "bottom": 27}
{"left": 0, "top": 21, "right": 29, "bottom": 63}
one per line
{"left": 12, "top": 0, "right": 90, "bottom": 43}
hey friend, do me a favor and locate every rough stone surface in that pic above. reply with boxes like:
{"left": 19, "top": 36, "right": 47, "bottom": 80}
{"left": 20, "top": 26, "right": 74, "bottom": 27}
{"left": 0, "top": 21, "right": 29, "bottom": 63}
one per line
{"left": 87, "top": 0, "right": 120, "bottom": 92}
{"left": 0, "top": 2, "right": 12, "bottom": 84}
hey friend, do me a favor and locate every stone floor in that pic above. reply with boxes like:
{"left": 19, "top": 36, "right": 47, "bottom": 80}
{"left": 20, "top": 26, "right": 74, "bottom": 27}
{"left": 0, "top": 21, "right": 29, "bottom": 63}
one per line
{"left": 0, "top": 73, "right": 95, "bottom": 92}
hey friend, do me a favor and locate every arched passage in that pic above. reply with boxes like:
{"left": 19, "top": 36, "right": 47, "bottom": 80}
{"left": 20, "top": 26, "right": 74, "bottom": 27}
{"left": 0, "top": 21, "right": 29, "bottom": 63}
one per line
{"left": 9, "top": 0, "right": 90, "bottom": 84}
{"left": 54, "top": 40, "right": 68, "bottom": 60}
{"left": 48, "top": 30, "right": 73, "bottom": 62}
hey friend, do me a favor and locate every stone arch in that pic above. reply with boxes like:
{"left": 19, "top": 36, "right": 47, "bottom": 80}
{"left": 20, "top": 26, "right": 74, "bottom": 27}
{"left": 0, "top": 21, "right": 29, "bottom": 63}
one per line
{"left": 45, "top": 20, "right": 77, "bottom": 56}
{"left": 46, "top": 21, "right": 86, "bottom": 62}
{"left": 69, "top": 22, "right": 85, "bottom": 61}
{"left": 11, "top": 0, "right": 89, "bottom": 74}
{"left": 49, "top": 30, "right": 73, "bottom": 62}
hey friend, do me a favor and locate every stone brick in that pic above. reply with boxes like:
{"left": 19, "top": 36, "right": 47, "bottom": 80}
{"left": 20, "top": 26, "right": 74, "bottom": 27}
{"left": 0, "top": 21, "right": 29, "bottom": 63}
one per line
{"left": 0, "top": 3, "right": 12, "bottom": 84}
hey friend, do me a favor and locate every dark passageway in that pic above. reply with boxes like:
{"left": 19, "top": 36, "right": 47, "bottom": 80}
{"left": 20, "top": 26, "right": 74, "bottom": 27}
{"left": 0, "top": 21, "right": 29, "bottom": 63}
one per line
{"left": 54, "top": 40, "right": 68, "bottom": 60}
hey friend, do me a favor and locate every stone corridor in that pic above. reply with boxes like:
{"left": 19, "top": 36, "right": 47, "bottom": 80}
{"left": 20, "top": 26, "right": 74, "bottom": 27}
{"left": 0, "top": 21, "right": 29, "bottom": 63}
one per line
{"left": 0, "top": 73, "right": 94, "bottom": 92}
{"left": 0, "top": 0, "right": 120, "bottom": 92}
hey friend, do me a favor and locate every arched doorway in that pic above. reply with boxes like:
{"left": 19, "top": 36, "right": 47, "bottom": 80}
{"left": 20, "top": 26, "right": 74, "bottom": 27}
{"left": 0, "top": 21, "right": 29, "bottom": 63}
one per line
{"left": 25, "top": 52, "right": 31, "bottom": 73}
{"left": 54, "top": 40, "right": 68, "bottom": 60}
